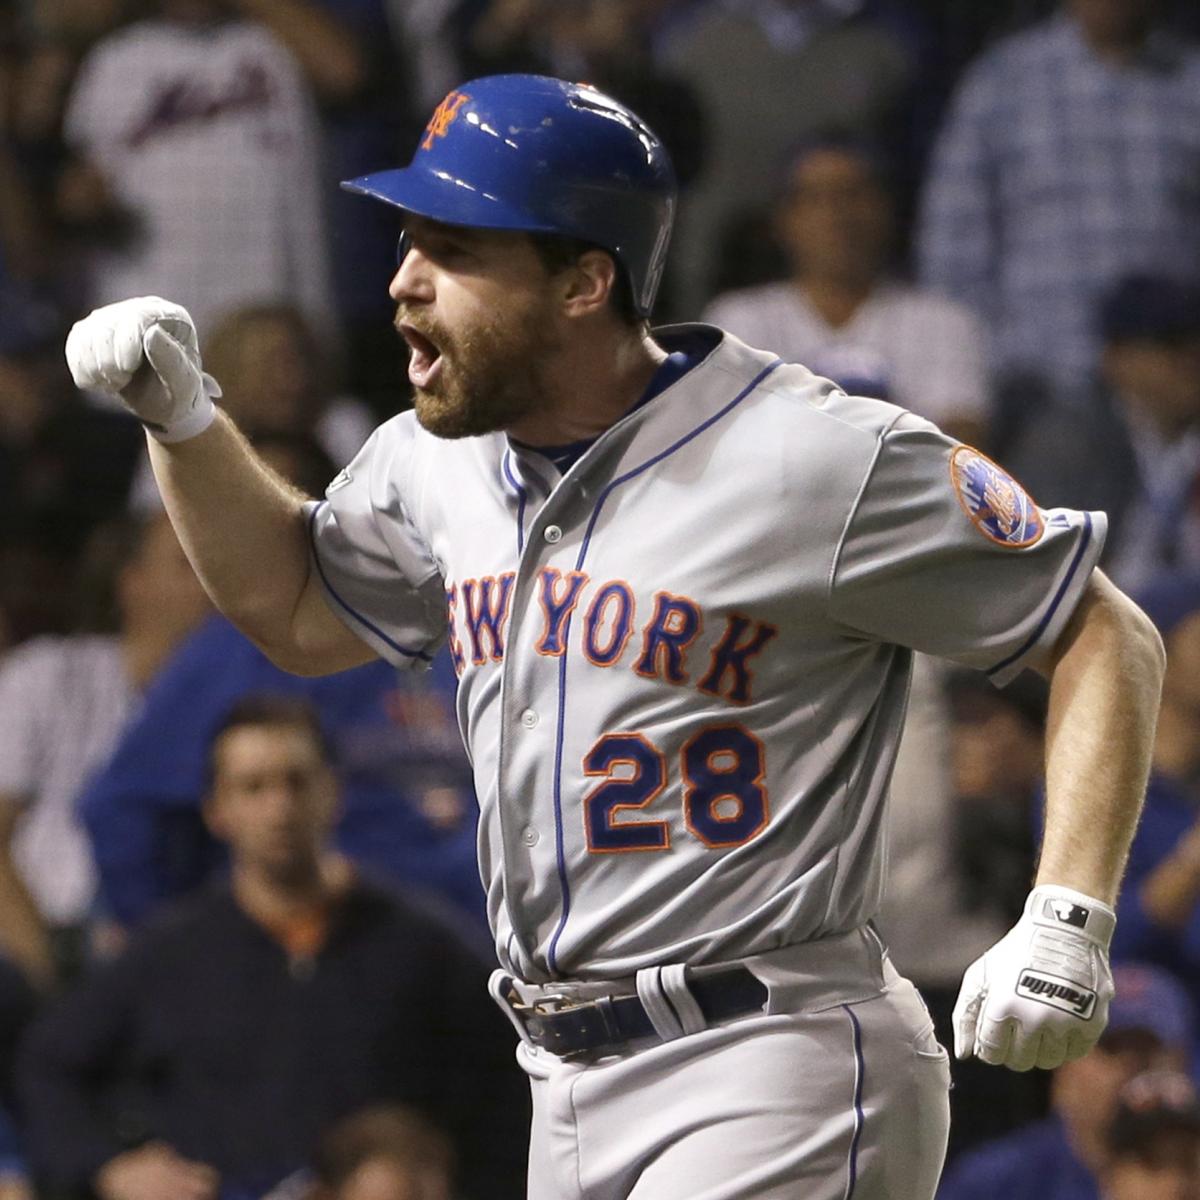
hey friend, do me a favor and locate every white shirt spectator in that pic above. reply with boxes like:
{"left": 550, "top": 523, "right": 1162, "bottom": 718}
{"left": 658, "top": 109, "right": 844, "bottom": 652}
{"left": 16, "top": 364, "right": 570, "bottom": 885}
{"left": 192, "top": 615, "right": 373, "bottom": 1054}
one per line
{"left": 704, "top": 280, "right": 990, "bottom": 429}
{"left": 661, "top": 0, "right": 914, "bottom": 314}
{"left": 917, "top": 14, "right": 1200, "bottom": 400}
{"left": 64, "top": 17, "right": 335, "bottom": 338}
{"left": 0, "top": 637, "right": 136, "bottom": 925}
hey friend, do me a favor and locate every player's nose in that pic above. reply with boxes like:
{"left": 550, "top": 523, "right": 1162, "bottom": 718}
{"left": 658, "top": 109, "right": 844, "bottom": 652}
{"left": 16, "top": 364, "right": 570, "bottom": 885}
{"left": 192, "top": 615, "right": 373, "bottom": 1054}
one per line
{"left": 389, "top": 235, "right": 435, "bottom": 305}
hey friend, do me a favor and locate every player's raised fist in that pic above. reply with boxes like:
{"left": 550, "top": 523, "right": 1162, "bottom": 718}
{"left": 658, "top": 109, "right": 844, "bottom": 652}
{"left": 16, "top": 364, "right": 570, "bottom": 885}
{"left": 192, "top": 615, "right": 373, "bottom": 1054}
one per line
{"left": 953, "top": 884, "right": 1116, "bottom": 1072}
{"left": 65, "top": 296, "right": 221, "bottom": 443}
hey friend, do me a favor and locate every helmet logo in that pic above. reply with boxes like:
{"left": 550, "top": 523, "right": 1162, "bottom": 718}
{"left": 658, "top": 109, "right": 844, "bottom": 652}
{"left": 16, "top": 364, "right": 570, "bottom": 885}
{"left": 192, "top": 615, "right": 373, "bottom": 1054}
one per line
{"left": 421, "top": 90, "right": 471, "bottom": 151}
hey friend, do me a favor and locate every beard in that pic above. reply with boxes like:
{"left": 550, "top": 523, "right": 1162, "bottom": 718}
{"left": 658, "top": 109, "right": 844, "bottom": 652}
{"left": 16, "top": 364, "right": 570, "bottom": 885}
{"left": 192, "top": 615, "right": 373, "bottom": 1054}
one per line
{"left": 397, "top": 295, "right": 563, "bottom": 439}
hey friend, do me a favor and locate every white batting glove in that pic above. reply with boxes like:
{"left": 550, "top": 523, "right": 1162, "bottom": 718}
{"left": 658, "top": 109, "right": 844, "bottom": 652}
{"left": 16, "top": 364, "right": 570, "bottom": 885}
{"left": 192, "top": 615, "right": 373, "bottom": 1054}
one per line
{"left": 65, "top": 296, "right": 221, "bottom": 443}
{"left": 953, "top": 884, "right": 1116, "bottom": 1072}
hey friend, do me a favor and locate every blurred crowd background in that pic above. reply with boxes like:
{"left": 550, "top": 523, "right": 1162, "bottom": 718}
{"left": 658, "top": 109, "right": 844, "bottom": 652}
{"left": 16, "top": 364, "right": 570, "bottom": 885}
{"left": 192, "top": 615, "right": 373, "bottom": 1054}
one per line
{"left": 1, "top": 0, "right": 1199, "bottom": 1197}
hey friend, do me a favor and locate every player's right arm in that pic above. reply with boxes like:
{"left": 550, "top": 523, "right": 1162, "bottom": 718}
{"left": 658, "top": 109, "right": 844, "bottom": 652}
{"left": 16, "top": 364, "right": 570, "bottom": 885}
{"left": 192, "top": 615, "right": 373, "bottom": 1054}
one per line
{"left": 66, "top": 298, "right": 375, "bottom": 676}
{"left": 146, "top": 412, "right": 374, "bottom": 675}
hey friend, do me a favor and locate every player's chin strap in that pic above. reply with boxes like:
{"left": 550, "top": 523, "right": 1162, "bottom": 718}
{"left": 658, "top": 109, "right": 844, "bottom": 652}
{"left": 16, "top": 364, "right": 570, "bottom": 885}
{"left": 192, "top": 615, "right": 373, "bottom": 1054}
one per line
{"left": 636, "top": 964, "right": 708, "bottom": 1041}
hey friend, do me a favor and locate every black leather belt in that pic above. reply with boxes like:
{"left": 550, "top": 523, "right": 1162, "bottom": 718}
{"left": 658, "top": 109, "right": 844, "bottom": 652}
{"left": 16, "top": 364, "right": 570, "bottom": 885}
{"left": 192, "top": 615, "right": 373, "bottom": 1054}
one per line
{"left": 507, "top": 967, "right": 768, "bottom": 1058}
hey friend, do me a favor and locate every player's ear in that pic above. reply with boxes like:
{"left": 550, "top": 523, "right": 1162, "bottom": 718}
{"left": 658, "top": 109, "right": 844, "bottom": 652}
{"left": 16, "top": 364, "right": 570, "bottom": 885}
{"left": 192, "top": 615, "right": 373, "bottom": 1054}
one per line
{"left": 559, "top": 249, "right": 616, "bottom": 320}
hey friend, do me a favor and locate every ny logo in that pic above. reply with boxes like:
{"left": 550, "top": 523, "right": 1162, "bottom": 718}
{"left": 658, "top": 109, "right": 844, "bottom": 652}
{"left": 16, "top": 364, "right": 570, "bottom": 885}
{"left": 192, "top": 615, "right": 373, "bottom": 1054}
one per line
{"left": 421, "top": 91, "right": 471, "bottom": 150}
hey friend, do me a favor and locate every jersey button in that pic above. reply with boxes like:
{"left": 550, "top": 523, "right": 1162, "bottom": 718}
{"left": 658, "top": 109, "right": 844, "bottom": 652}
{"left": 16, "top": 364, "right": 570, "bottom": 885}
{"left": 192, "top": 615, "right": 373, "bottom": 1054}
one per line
{"left": 543, "top": 525, "right": 562, "bottom": 544}
{"left": 520, "top": 708, "right": 538, "bottom": 729}
{"left": 521, "top": 826, "right": 539, "bottom": 847}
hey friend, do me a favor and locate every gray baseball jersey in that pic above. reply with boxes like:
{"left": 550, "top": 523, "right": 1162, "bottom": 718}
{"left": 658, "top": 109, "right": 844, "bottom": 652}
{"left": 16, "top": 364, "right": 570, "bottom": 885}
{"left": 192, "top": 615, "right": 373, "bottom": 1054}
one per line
{"left": 307, "top": 325, "right": 1104, "bottom": 985}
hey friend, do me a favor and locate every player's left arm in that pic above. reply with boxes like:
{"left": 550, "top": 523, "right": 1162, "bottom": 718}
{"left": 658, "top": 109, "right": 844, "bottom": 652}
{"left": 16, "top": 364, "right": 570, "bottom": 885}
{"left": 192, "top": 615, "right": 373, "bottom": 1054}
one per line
{"left": 953, "top": 569, "right": 1165, "bottom": 1072}
{"left": 824, "top": 413, "right": 1164, "bottom": 1071}
{"left": 1027, "top": 568, "right": 1165, "bottom": 904}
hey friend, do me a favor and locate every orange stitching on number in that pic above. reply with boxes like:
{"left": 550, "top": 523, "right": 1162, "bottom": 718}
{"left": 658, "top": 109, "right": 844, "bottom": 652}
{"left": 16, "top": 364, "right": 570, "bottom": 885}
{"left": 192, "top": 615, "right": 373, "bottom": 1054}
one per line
{"left": 583, "top": 733, "right": 670, "bottom": 854}
{"left": 681, "top": 724, "right": 770, "bottom": 850}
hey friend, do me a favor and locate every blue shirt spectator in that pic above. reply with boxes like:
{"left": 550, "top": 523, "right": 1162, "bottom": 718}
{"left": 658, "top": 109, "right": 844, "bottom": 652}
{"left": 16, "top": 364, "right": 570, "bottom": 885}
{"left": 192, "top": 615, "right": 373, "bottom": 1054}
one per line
{"left": 21, "top": 697, "right": 525, "bottom": 1199}
{"left": 1110, "top": 773, "right": 1197, "bottom": 973}
{"left": 1099, "top": 575, "right": 1200, "bottom": 1022}
{"left": 918, "top": 6, "right": 1200, "bottom": 405}
{"left": 938, "top": 1115, "right": 1095, "bottom": 1200}
{"left": 79, "top": 615, "right": 484, "bottom": 939}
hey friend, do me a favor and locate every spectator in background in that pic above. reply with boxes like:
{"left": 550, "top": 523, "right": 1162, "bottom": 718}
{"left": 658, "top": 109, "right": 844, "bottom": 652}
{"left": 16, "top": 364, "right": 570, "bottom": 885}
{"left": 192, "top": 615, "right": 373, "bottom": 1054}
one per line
{"left": 659, "top": 0, "right": 917, "bottom": 313}
{"left": 918, "top": 0, "right": 1200, "bottom": 419}
{"left": 6, "top": 0, "right": 130, "bottom": 149}
{"left": 203, "top": 303, "right": 374, "bottom": 467}
{"left": 17, "top": 695, "right": 528, "bottom": 1200}
{"left": 0, "top": 293, "right": 144, "bottom": 642}
{"left": 1007, "top": 277, "right": 1200, "bottom": 594}
{"left": 82, "top": 434, "right": 484, "bottom": 939}
{"left": 60, "top": 0, "right": 336, "bottom": 336}
{"left": 704, "top": 134, "right": 990, "bottom": 446}
{"left": 303, "top": 1105, "right": 454, "bottom": 1200}
{"left": 79, "top": 617, "right": 483, "bottom": 938}
{"left": 7, "top": 0, "right": 380, "bottom": 394}
{"left": 0, "top": 131, "right": 51, "bottom": 302}
{"left": 125, "top": 302, "right": 376, "bottom": 511}
{"left": 938, "top": 963, "right": 1194, "bottom": 1200}
{"left": 388, "top": 0, "right": 467, "bottom": 115}
{"left": 258, "top": 0, "right": 417, "bottom": 415}
{"left": 1103, "top": 575, "right": 1200, "bottom": 997}
{"left": 0, "top": 511, "right": 208, "bottom": 986}
{"left": 1101, "top": 1071, "right": 1200, "bottom": 1200}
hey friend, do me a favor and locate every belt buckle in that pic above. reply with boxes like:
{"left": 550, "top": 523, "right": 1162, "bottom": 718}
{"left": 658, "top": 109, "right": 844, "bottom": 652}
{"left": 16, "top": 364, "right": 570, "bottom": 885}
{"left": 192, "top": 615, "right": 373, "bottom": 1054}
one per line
{"left": 507, "top": 988, "right": 620, "bottom": 1060}
{"left": 507, "top": 988, "right": 576, "bottom": 1017}
{"left": 506, "top": 989, "right": 579, "bottom": 1045}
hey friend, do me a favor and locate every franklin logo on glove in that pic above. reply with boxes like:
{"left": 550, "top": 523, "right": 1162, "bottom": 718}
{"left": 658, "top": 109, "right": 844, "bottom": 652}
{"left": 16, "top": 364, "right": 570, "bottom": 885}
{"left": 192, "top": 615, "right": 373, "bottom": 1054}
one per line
{"left": 1016, "top": 972, "right": 1098, "bottom": 1018}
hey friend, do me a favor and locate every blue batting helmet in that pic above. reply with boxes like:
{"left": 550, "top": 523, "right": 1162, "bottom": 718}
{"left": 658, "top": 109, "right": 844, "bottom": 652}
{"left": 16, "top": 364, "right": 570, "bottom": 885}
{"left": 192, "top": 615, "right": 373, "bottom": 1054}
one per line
{"left": 341, "top": 74, "right": 677, "bottom": 317}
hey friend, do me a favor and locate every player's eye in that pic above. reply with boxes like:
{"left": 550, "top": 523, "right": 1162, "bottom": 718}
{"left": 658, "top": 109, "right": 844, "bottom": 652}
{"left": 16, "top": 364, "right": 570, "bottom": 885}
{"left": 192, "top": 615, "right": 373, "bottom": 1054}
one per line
{"left": 397, "top": 229, "right": 475, "bottom": 269}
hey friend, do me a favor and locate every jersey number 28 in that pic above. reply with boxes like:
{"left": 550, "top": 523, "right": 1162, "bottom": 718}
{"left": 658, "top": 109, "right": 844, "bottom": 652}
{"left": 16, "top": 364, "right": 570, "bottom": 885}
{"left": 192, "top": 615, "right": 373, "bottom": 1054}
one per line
{"left": 583, "top": 725, "right": 768, "bottom": 852}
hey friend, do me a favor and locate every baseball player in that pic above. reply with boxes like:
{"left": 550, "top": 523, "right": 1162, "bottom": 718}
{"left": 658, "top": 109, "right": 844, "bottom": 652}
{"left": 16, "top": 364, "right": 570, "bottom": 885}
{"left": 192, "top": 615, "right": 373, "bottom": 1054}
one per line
{"left": 65, "top": 75, "right": 1164, "bottom": 1200}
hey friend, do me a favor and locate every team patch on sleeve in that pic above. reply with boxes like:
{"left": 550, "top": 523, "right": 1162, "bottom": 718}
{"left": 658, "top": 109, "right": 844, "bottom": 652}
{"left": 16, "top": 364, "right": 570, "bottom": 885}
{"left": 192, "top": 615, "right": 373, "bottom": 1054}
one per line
{"left": 950, "top": 446, "right": 1044, "bottom": 548}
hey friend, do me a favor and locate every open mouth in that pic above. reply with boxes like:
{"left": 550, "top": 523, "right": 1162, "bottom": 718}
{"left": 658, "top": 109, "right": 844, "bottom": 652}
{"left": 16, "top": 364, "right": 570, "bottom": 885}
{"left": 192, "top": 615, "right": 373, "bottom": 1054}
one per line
{"left": 398, "top": 322, "right": 443, "bottom": 389}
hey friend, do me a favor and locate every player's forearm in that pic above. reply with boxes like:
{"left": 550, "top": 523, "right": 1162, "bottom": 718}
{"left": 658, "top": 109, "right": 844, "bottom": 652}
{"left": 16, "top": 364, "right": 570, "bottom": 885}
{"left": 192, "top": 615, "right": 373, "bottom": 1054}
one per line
{"left": 147, "top": 411, "right": 313, "bottom": 660}
{"left": 1034, "top": 574, "right": 1165, "bottom": 905}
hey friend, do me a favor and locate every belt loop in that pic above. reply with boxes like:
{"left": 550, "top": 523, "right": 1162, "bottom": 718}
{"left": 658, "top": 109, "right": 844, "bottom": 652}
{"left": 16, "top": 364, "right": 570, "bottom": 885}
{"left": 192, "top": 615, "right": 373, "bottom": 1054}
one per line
{"left": 488, "top": 970, "right": 535, "bottom": 1047}
{"left": 660, "top": 964, "right": 706, "bottom": 1035}
{"left": 864, "top": 921, "right": 887, "bottom": 983}
{"left": 635, "top": 966, "right": 686, "bottom": 1041}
